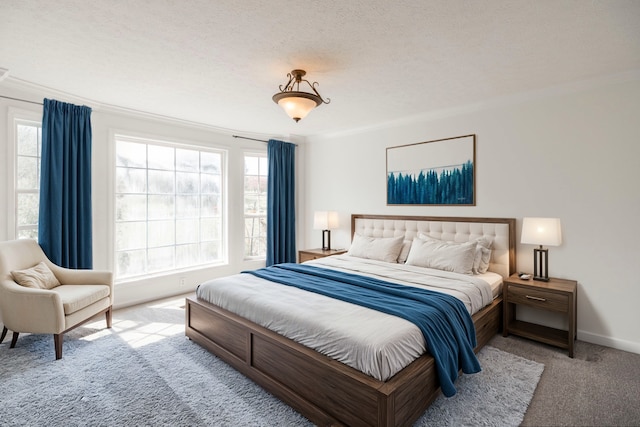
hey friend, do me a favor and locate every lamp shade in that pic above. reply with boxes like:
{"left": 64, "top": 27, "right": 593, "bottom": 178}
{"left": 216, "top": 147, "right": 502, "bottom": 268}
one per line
{"left": 274, "top": 92, "right": 321, "bottom": 122}
{"left": 521, "top": 217, "right": 562, "bottom": 246}
{"left": 313, "top": 211, "right": 339, "bottom": 230}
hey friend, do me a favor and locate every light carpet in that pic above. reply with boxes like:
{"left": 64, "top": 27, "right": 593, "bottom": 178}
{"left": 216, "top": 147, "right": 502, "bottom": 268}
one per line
{"left": 0, "top": 332, "right": 543, "bottom": 426}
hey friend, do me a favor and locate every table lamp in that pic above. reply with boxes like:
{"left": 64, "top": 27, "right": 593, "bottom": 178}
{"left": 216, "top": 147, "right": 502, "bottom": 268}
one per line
{"left": 314, "top": 211, "right": 339, "bottom": 251}
{"left": 521, "top": 217, "right": 562, "bottom": 281}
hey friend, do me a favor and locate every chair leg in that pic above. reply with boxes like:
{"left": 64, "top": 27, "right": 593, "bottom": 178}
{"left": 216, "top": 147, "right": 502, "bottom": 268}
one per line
{"left": 106, "top": 306, "right": 112, "bottom": 328}
{"left": 54, "top": 334, "right": 63, "bottom": 360}
{"left": 10, "top": 332, "right": 19, "bottom": 348}
{"left": 0, "top": 326, "right": 7, "bottom": 344}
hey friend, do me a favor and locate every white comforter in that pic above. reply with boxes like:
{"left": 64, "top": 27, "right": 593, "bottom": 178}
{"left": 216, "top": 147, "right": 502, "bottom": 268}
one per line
{"left": 196, "top": 255, "right": 495, "bottom": 381}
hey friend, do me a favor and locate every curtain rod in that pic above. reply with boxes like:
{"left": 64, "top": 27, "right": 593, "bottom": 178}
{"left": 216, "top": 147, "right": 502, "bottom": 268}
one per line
{"left": 0, "top": 94, "right": 43, "bottom": 105}
{"left": 232, "top": 135, "right": 268, "bottom": 143}
{"left": 232, "top": 135, "right": 298, "bottom": 146}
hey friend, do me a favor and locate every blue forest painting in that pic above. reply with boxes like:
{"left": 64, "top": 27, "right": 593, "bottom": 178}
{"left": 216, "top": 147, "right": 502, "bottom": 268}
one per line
{"left": 386, "top": 134, "right": 475, "bottom": 205}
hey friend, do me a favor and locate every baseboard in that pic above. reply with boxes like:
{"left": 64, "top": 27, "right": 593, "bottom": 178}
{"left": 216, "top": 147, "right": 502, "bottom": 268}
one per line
{"left": 578, "top": 330, "right": 640, "bottom": 355}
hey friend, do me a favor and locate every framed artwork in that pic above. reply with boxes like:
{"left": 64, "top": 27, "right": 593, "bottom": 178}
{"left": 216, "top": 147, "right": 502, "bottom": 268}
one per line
{"left": 386, "top": 134, "right": 476, "bottom": 205}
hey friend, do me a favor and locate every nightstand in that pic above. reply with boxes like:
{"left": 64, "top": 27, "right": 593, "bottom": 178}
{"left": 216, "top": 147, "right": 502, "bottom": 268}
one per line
{"left": 298, "top": 248, "right": 347, "bottom": 263}
{"left": 503, "top": 274, "right": 577, "bottom": 357}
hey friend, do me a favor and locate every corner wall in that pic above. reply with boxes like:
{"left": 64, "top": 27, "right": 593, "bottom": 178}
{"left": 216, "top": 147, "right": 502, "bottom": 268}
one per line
{"left": 304, "top": 75, "right": 640, "bottom": 354}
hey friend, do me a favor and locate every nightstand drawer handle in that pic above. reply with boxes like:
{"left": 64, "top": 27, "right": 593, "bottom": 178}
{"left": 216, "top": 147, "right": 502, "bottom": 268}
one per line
{"left": 526, "top": 295, "right": 547, "bottom": 302}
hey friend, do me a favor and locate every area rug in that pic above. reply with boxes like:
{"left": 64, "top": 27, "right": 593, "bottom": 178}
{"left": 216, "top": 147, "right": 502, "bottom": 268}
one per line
{"left": 0, "top": 332, "right": 543, "bottom": 426}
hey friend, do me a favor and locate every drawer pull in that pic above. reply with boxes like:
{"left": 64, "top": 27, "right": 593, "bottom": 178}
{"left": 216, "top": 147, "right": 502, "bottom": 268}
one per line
{"left": 526, "top": 295, "right": 547, "bottom": 302}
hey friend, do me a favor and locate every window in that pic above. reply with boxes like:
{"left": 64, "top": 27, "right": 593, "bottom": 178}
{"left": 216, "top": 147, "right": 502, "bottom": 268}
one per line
{"left": 244, "top": 153, "right": 268, "bottom": 258}
{"left": 115, "top": 136, "right": 224, "bottom": 279}
{"left": 14, "top": 120, "right": 42, "bottom": 239}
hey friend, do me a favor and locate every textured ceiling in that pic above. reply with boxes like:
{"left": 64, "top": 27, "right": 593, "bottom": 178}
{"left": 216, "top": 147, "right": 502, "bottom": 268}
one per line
{"left": 1, "top": 0, "right": 639, "bottom": 137}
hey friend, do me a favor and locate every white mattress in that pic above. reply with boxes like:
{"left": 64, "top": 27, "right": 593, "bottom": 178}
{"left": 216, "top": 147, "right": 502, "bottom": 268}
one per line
{"left": 196, "top": 256, "right": 497, "bottom": 381}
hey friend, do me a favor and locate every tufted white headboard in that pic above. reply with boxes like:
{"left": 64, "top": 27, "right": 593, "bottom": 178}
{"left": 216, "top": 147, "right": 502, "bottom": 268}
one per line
{"left": 351, "top": 214, "right": 516, "bottom": 278}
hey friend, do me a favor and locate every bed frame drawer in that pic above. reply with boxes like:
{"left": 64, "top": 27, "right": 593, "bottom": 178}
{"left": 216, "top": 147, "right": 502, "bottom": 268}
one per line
{"left": 507, "top": 284, "right": 568, "bottom": 312}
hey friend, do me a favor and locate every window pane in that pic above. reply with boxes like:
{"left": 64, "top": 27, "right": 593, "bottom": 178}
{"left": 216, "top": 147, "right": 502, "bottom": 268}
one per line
{"left": 18, "top": 229, "right": 38, "bottom": 239}
{"left": 17, "top": 193, "right": 39, "bottom": 226}
{"left": 148, "top": 170, "right": 175, "bottom": 194}
{"left": 176, "top": 172, "right": 199, "bottom": 194}
{"left": 201, "top": 241, "right": 220, "bottom": 261}
{"left": 148, "top": 145, "right": 174, "bottom": 170}
{"left": 15, "top": 122, "right": 41, "bottom": 239}
{"left": 176, "top": 219, "right": 199, "bottom": 244}
{"left": 176, "top": 243, "right": 200, "bottom": 268}
{"left": 148, "top": 195, "right": 174, "bottom": 220}
{"left": 245, "top": 156, "right": 259, "bottom": 175}
{"left": 243, "top": 154, "right": 267, "bottom": 258}
{"left": 116, "top": 141, "right": 146, "bottom": 168}
{"left": 17, "top": 156, "right": 38, "bottom": 189}
{"left": 17, "top": 124, "right": 38, "bottom": 156}
{"left": 117, "top": 250, "right": 146, "bottom": 277}
{"left": 176, "top": 148, "right": 199, "bottom": 172}
{"left": 116, "top": 221, "right": 147, "bottom": 251}
{"left": 116, "top": 167, "right": 146, "bottom": 193}
{"left": 116, "top": 195, "right": 147, "bottom": 221}
{"left": 244, "top": 194, "right": 259, "bottom": 214}
{"left": 201, "top": 173, "right": 221, "bottom": 194}
{"left": 176, "top": 195, "right": 199, "bottom": 219}
{"left": 201, "top": 152, "right": 221, "bottom": 174}
{"left": 148, "top": 220, "right": 175, "bottom": 247}
{"left": 201, "top": 218, "right": 221, "bottom": 241}
{"left": 244, "top": 176, "right": 259, "bottom": 194}
{"left": 147, "top": 246, "right": 175, "bottom": 272}
{"left": 259, "top": 157, "right": 268, "bottom": 175}
{"left": 201, "top": 195, "right": 221, "bottom": 217}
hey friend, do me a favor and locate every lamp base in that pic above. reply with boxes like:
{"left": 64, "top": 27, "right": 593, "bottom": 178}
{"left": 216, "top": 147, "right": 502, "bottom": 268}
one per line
{"left": 321, "top": 229, "right": 331, "bottom": 251}
{"left": 533, "top": 275, "right": 550, "bottom": 282}
{"left": 532, "top": 247, "right": 550, "bottom": 282}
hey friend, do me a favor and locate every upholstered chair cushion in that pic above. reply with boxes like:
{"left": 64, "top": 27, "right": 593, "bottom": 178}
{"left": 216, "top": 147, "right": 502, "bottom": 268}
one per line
{"left": 54, "top": 285, "right": 111, "bottom": 315}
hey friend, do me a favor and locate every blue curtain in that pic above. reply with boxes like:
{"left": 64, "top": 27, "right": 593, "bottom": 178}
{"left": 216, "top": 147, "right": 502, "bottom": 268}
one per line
{"left": 38, "top": 99, "right": 93, "bottom": 269}
{"left": 266, "top": 139, "right": 296, "bottom": 266}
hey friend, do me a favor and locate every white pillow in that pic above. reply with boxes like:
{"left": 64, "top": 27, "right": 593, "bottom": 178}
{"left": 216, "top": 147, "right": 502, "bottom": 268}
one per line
{"left": 473, "top": 238, "right": 493, "bottom": 274}
{"left": 347, "top": 234, "right": 404, "bottom": 263}
{"left": 417, "top": 232, "right": 492, "bottom": 274}
{"left": 11, "top": 261, "right": 60, "bottom": 289}
{"left": 405, "top": 236, "right": 477, "bottom": 275}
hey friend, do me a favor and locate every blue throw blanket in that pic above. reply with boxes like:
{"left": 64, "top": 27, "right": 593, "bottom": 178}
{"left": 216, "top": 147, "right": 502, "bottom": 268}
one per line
{"left": 243, "top": 263, "right": 480, "bottom": 397}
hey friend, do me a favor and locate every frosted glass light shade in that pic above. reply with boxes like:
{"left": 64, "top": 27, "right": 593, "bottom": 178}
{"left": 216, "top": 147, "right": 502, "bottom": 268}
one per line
{"left": 314, "top": 211, "right": 339, "bottom": 230}
{"left": 521, "top": 217, "right": 562, "bottom": 246}
{"left": 275, "top": 93, "right": 320, "bottom": 122}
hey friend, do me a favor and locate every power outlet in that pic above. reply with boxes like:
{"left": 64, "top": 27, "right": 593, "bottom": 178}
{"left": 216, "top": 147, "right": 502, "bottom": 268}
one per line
{"left": 179, "top": 277, "right": 186, "bottom": 287}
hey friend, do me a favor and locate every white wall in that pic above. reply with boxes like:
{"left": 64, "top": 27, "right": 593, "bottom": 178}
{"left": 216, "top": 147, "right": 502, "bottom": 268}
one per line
{"left": 0, "top": 81, "right": 305, "bottom": 309}
{"left": 304, "top": 75, "right": 640, "bottom": 354}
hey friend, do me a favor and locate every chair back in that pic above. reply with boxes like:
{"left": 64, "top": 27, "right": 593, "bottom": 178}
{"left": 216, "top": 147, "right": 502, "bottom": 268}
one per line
{"left": 0, "top": 239, "right": 49, "bottom": 283}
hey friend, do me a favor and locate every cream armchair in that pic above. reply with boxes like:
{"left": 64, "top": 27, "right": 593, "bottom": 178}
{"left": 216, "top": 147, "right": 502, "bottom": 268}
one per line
{"left": 0, "top": 239, "right": 113, "bottom": 359}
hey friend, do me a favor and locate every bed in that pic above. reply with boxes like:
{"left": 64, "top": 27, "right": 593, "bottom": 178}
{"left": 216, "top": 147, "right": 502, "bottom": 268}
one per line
{"left": 185, "top": 214, "right": 516, "bottom": 426}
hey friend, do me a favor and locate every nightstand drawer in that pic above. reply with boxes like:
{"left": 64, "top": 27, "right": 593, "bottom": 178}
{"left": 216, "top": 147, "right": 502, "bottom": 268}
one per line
{"left": 298, "top": 249, "right": 347, "bottom": 263}
{"left": 507, "top": 285, "right": 569, "bottom": 312}
{"left": 299, "top": 253, "right": 321, "bottom": 263}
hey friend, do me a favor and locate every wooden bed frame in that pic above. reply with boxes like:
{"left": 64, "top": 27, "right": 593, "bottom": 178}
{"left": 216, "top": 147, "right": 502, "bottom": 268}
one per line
{"left": 186, "top": 215, "right": 516, "bottom": 426}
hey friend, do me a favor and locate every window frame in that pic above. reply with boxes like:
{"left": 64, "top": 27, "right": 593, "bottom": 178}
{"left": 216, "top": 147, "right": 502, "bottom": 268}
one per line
{"left": 112, "top": 133, "right": 228, "bottom": 281}
{"left": 243, "top": 150, "right": 268, "bottom": 260}
{"left": 7, "top": 108, "right": 43, "bottom": 240}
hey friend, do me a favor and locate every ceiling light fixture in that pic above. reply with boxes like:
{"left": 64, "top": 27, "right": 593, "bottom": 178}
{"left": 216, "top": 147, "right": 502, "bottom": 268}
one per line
{"left": 272, "top": 69, "right": 330, "bottom": 122}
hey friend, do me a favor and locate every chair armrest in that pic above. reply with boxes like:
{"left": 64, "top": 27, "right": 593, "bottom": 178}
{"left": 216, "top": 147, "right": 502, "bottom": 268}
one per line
{"left": 48, "top": 265, "right": 113, "bottom": 287}
{"left": 0, "top": 280, "right": 65, "bottom": 333}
